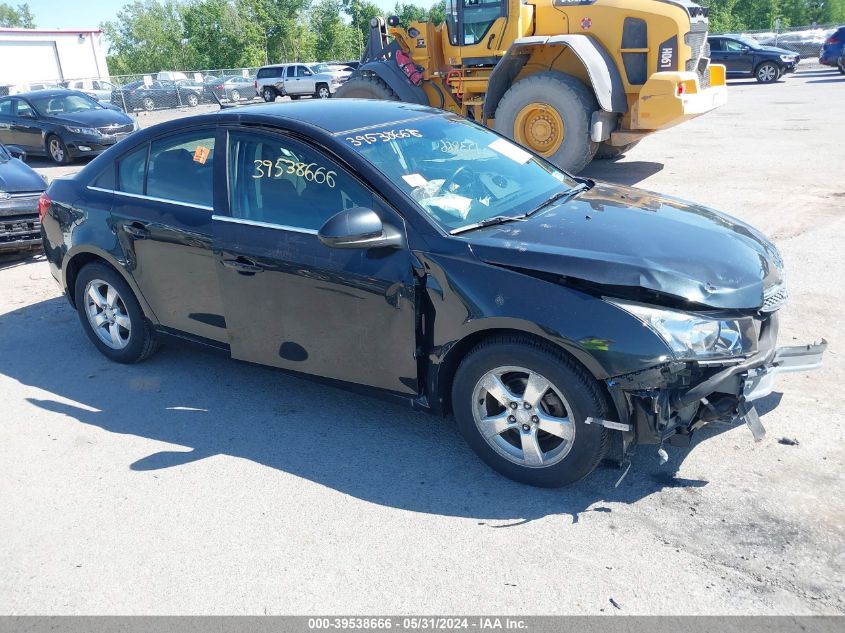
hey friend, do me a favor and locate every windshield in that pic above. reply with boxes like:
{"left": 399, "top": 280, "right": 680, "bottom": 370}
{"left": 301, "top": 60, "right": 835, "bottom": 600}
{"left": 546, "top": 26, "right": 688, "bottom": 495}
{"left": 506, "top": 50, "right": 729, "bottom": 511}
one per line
{"left": 31, "top": 93, "right": 102, "bottom": 116}
{"left": 310, "top": 64, "right": 330, "bottom": 73}
{"left": 339, "top": 115, "right": 578, "bottom": 232}
{"left": 736, "top": 35, "right": 761, "bottom": 49}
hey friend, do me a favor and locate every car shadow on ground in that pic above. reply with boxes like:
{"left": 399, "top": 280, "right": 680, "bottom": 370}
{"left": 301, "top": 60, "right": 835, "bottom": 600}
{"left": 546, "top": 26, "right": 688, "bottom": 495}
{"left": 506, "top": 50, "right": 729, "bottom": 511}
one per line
{"left": 1, "top": 295, "right": 782, "bottom": 523}
{"left": 0, "top": 250, "right": 43, "bottom": 270}
{"left": 583, "top": 160, "right": 664, "bottom": 187}
{"left": 806, "top": 77, "right": 845, "bottom": 84}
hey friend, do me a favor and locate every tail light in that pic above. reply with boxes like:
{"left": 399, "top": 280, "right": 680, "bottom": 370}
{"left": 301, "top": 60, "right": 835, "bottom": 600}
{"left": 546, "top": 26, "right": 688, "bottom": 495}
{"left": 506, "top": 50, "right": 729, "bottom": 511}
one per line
{"left": 38, "top": 192, "right": 51, "bottom": 220}
{"left": 676, "top": 83, "right": 686, "bottom": 96}
{"left": 254, "top": 80, "right": 258, "bottom": 89}
{"left": 215, "top": 84, "right": 224, "bottom": 89}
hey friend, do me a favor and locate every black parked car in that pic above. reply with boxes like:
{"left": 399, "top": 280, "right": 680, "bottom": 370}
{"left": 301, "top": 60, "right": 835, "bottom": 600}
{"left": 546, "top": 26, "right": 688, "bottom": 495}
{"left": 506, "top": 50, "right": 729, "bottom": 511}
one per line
{"left": 111, "top": 80, "right": 202, "bottom": 112}
{"left": 0, "top": 90, "right": 138, "bottom": 165}
{"left": 708, "top": 35, "right": 800, "bottom": 82}
{"left": 0, "top": 142, "right": 46, "bottom": 254}
{"left": 39, "top": 100, "right": 825, "bottom": 487}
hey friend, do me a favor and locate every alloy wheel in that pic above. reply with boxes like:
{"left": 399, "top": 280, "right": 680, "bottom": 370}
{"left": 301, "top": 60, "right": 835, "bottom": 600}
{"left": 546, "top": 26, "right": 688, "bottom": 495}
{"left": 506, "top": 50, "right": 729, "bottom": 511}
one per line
{"left": 757, "top": 63, "right": 778, "bottom": 82}
{"left": 49, "top": 138, "right": 64, "bottom": 163}
{"left": 142, "top": 97, "right": 155, "bottom": 111}
{"left": 84, "top": 279, "right": 131, "bottom": 350}
{"left": 318, "top": 86, "right": 330, "bottom": 99}
{"left": 187, "top": 94, "right": 198, "bottom": 107}
{"left": 230, "top": 89, "right": 240, "bottom": 101}
{"left": 471, "top": 365, "right": 575, "bottom": 468}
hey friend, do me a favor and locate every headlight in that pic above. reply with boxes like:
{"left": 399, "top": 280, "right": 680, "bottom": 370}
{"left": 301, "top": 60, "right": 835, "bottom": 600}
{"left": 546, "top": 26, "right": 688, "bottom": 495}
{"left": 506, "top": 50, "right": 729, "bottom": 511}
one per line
{"left": 64, "top": 125, "right": 100, "bottom": 136}
{"left": 780, "top": 54, "right": 795, "bottom": 61}
{"left": 607, "top": 299, "right": 757, "bottom": 360}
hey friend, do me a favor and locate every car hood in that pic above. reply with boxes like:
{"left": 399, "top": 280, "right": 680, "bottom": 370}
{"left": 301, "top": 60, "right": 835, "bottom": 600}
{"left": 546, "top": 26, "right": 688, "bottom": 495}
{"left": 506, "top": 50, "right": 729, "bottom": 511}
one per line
{"left": 45, "top": 109, "right": 133, "bottom": 127}
{"left": 0, "top": 158, "right": 46, "bottom": 193}
{"left": 758, "top": 45, "right": 798, "bottom": 56}
{"left": 465, "top": 183, "right": 783, "bottom": 310}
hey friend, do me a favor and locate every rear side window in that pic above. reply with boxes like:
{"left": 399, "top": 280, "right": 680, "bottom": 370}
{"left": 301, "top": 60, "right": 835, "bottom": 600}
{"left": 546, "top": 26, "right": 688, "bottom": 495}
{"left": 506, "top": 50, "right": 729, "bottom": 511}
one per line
{"left": 0, "top": 98, "right": 10, "bottom": 115}
{"left": 118, "top": 145, "right": 147, "bottom": 195}
{"left": 147, "top": 131, "right": 215, "bottom": 208}
{"left": 257, "top": 67, "right": 282, "bottom": 79}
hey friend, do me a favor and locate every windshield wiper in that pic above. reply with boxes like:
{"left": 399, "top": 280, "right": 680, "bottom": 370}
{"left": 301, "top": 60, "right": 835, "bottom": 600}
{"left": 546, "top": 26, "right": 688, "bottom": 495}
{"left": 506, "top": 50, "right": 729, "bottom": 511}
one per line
{"left": 450, "top": 214, "right": 527, "bottom": 235}
{"left": 525, "top": 180, "right": 593, "bottom": 217}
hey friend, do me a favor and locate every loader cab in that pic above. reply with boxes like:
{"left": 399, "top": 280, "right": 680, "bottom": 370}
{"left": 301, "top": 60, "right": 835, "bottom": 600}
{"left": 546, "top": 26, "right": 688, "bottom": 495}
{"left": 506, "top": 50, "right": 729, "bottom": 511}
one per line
{"left": 442, "top": 0, "right": 533, "bottom": 63}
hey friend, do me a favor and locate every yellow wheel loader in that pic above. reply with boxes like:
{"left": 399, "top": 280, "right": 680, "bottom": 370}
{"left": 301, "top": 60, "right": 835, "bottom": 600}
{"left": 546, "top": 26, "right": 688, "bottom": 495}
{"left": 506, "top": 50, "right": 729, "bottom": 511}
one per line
{"left": 336, "top": 0, "right": 727, "bottom": 173}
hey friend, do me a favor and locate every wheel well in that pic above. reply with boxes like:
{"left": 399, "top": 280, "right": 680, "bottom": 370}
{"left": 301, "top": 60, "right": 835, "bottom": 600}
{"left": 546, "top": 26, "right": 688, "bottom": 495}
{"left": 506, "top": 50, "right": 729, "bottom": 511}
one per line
{"left": 435, "top": 328, "right": 614, "bottom": 417}
{"left": 65, "top": 252, "right": 112, "bottom": 308}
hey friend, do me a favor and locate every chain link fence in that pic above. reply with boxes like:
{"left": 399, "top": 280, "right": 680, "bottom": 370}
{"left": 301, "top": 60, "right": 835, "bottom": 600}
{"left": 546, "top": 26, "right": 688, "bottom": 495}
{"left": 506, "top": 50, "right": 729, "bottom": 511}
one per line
{"left": 2, "top": 68, "right": 264, "bottom": 112}
{"left": 712, "top": 23, "right": 841, "bottom": 64}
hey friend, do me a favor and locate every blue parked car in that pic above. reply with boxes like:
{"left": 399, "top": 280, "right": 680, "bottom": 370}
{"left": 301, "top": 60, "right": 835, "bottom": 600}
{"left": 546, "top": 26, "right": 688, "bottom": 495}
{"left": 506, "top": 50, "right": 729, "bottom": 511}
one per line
{"left": 819, "top": 26, "right": 845, "bottom": 71}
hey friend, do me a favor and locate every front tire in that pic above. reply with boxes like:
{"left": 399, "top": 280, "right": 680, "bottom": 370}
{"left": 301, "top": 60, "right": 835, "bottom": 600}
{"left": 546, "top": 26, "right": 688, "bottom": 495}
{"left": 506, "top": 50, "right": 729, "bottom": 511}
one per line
{"left": 335, "top": 75, "right": 399, "bottom": 101}
{"left": 46, "top": 134, "right": 70, "bottom": 165}
{"left": 316, "top": 83, "right": 331, "bottom": 99}
{"left": 756, "top": 61, "right": 780, "bottom": 83}
{"left": 452, "top": 335, "right": 609, "bottom": 487}
{"left": 74, "top": 262, "right": 159, "bottom": 364}
{"left": 494, "top": 71, "right": 599, "bottom": 174}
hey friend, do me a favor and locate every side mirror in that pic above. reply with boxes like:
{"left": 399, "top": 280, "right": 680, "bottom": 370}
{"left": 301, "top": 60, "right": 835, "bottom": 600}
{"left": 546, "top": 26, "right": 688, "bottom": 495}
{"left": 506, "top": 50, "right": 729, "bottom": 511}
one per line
{"left": 740, "top": 46, "right": 751, "bottom": 53}
{"left": 318, "top": 207, "right": 403, "bottom": 249}
{"left": 6, "top": 144, "right": 26, "bottom": 161}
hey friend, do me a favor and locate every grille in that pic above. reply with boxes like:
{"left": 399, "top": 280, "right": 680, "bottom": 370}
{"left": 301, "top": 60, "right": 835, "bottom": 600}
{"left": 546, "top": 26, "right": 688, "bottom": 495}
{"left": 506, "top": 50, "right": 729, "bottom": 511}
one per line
{"left": 684, "top": 20, "right": 711, "bottom": 87}
{"left": 762, "top": 281, "right": 789, "bottom": 312}
{"left": 0, "top": 214, "right": 40, "bottom": 245}
{"left": 98, "top": 123, "right": 134, "bottom": 135}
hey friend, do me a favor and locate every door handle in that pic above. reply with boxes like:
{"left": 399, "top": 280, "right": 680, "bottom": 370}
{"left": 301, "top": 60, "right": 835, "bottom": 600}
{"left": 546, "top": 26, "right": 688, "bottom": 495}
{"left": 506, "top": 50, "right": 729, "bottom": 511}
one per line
{"left": 123, "top": 223, "right": 150, "bottom": 239}
{"left": 222, "top": 257, "right": 264, "bottom": 274}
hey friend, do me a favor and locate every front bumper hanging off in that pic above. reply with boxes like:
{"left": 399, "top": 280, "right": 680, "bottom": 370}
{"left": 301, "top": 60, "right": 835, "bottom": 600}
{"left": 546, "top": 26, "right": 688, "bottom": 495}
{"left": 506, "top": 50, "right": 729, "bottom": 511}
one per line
{"left": 601, "top": 323, "right": 827, "bottom": 454}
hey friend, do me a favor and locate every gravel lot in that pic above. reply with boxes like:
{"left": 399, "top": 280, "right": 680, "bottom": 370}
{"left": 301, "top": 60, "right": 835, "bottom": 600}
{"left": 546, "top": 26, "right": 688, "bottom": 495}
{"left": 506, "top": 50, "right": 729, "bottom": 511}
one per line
{"left": 1, "top": 67, "right": 843, "bottom": 615}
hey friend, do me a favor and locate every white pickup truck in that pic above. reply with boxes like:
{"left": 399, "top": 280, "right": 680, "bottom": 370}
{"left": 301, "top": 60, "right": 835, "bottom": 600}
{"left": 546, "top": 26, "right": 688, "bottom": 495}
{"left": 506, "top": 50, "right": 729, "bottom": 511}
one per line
{"left": 254, "top": 63, "right": 343, "bottom": 101}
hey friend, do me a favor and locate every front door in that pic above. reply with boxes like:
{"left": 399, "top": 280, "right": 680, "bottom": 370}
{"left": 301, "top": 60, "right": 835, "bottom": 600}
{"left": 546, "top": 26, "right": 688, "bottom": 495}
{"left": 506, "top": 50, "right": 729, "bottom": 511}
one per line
{"left": 721, "top": 38, "right": 754, "bottom": 74}
{"left": 108, "top": 127, "right": 229, "bottom": 343}
{"left": 296, "top": 65, "right": 316, "bottom": 95}
{"left": 214, "top": 128, "right": 419, "bottom": 395}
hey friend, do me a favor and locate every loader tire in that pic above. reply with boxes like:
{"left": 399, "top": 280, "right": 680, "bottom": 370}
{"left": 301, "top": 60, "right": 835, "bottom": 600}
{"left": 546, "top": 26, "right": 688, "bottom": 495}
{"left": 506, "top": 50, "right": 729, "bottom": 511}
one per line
{"left": 594, "top": 141, "right": 640, "bottom": 160}
{"left": 335, "top": 75, "right": 399, "bottom": 101}
{"left": 494, "top": 71, "right": 598, "bottom": 174}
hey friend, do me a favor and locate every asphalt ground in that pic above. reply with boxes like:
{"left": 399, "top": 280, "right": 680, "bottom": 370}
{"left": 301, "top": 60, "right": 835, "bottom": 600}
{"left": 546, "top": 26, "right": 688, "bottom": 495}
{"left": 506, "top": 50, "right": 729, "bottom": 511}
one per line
{"left": 1, "top": 66, "right": 843, "bottom": 614}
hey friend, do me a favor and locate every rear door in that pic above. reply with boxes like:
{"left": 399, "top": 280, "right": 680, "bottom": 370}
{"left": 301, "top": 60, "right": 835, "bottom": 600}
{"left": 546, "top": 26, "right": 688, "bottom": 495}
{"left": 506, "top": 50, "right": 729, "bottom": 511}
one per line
{"left": 0, "top": 98, "right": 13, "bottom": 145}
{"left": 9, "top": 99, "right": 41, "bottom": 151}
{"left": 106, "top": 127, "right": 229, "bottom": 343}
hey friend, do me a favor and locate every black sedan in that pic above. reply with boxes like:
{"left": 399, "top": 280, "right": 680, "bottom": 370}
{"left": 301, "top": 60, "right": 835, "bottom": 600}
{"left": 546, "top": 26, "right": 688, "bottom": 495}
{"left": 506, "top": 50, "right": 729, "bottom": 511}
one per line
{"left": 111, "top": 80, "right": 202, "bottom": 112}
{"left": 0, "top": 90, "right": 138, "bottom": 164}
{"left": 708, "top": 35, "right": 800, "bottom": 82}
{"left": 39, "top": 100, "right": 825, "bottom": 487}
{"left": 0, "top": 142, "right": 46, "bottom": 253}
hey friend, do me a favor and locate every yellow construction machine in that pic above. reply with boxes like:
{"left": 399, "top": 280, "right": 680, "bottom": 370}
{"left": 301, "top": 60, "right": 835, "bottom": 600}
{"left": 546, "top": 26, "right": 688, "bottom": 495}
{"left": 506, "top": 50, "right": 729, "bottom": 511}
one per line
{"left": 336, "top": 0, "right": 727, "bottom": 173}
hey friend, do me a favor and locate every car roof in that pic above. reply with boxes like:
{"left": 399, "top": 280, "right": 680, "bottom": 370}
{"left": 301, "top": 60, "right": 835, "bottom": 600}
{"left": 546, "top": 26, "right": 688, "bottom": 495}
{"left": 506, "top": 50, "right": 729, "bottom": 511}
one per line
{"left": 146, "top": 99, "right": 444, "bottom": 135}
{"left": 5, "top": 89, "right": 73, "bottom": 99}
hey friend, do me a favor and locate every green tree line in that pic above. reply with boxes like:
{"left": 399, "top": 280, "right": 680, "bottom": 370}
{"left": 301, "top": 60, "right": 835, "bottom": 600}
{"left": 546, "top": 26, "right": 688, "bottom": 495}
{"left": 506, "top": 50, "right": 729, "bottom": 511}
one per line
{"left": 701, "top": 0, "right": 845, "bottom": 32}
{"left": 0, "top": 2, "right": 35, "bottom": 27}
{"left": 101, "top": 0, "right": 445, "bottom": 75}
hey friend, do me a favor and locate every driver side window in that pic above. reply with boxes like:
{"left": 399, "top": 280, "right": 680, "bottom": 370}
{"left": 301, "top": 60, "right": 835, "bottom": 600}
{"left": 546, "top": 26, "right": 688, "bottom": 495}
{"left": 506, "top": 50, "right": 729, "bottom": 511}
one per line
{"left": 15, "top": 100, "right": 34, "bottom": 118}
{"left": 227, "top": 131, "right": 372, "bottom": 231}
{"left": 725, "top": 39, "right": 745, "bottom": 52}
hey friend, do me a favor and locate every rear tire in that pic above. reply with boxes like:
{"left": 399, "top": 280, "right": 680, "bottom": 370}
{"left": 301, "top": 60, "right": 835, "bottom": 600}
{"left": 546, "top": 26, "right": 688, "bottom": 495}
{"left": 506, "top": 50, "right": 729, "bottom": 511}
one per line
{"left": 262, "top": 87, "right": 276, "bottom": 102}
{"left": 334, "top": 75, "right": 399, "bottom": 101}
{"left": 142, "top": 97, "right": 156, "bottom": 111}
{"left": 494, "top": 71, "right": 599, "bottom": 174}
{"left": 230, "top": 89, "right": 241, "bottom": 102}
{"left": 452, "top": 335, "right": 609, "bottom": 487}
{"left": 838, "top": 56, "right": 845, "bottom": 75}
{"left": 594, "top": 140, "right": 640, "bottom": 160}
{"left": 74, "top": 262, "right": 159, "bottom": 364}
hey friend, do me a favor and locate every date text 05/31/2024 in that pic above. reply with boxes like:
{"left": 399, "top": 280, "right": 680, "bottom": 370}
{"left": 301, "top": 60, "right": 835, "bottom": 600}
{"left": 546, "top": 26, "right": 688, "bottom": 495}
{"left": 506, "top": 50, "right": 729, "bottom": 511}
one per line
{"left": 307, "top": 617, "right": 528, "bottom": 630}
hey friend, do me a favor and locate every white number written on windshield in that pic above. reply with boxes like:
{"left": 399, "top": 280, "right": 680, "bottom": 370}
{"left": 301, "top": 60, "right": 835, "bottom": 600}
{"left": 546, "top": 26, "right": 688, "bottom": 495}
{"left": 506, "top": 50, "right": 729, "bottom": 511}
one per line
{"left": 345, "top": 128, "right": 422, "bottom": 146}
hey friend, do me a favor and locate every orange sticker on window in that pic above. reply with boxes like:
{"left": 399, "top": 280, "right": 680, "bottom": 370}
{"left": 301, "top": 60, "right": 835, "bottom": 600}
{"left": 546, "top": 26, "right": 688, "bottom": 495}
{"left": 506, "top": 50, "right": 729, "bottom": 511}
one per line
{"left": 193, "top": 146, "right": 210, "bottom": 164}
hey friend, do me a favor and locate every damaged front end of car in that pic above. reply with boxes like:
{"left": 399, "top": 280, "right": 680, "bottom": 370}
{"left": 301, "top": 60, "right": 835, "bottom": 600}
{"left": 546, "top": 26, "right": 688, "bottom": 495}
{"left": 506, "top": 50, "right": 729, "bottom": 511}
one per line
{"left": 590, "top": 292, "right": 826, "bottom": 475}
